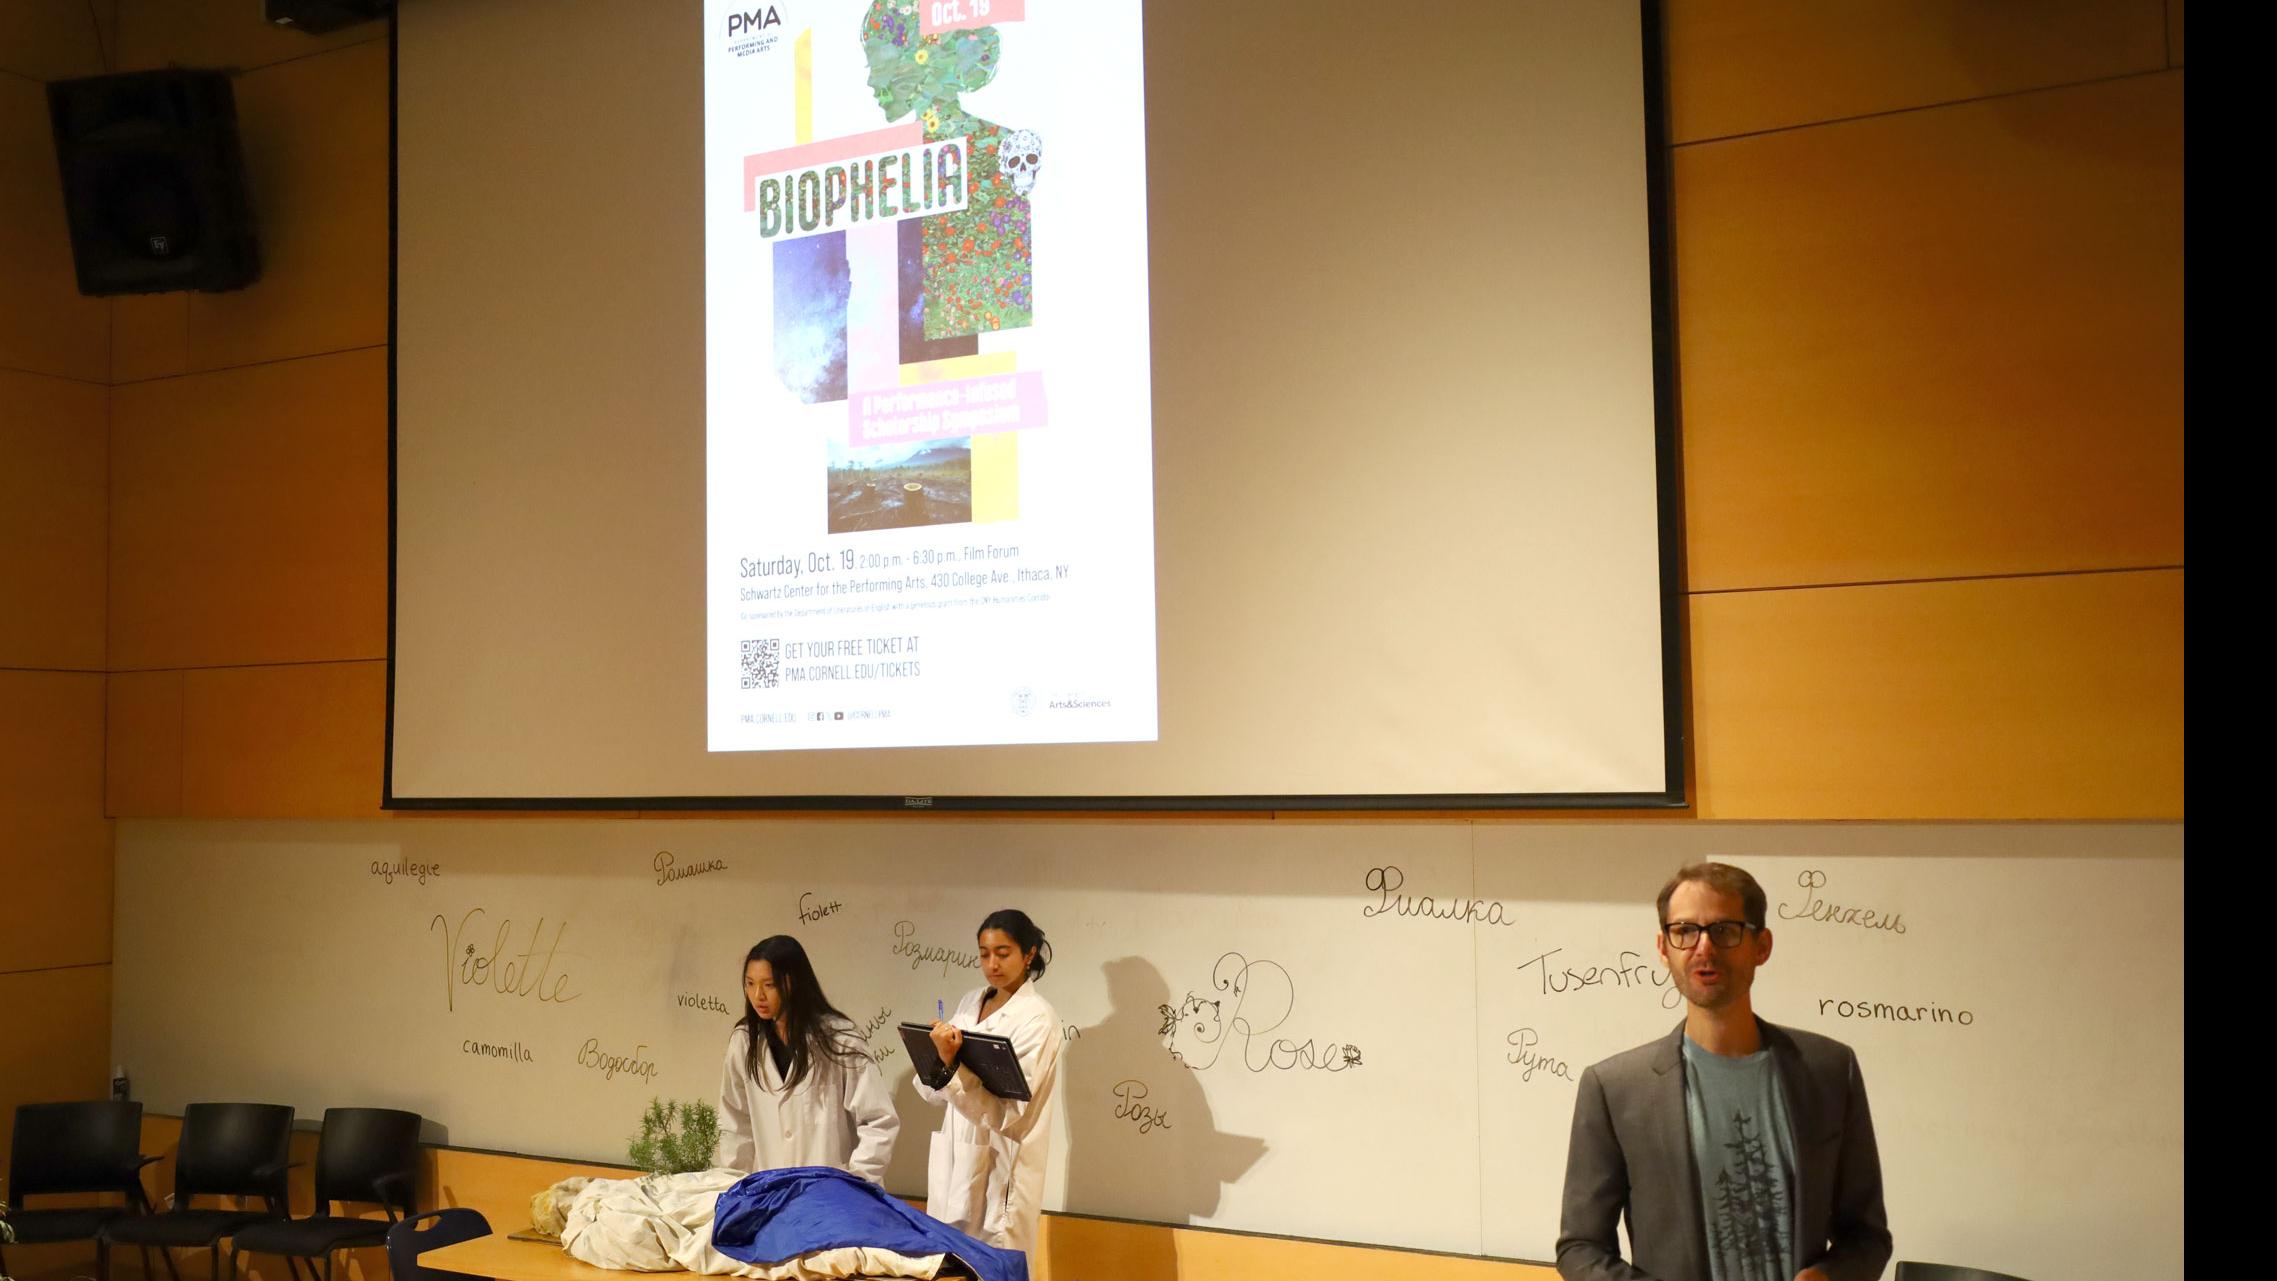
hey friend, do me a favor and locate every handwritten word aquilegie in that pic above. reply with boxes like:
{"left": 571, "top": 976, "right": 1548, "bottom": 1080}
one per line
{"left": 430, "top": 909, "right": 580, "bottom": 1013}
{"left": 1361, "top": 865, "right": 1516, "bottom": 926}
{"left": 370, "top": 859, "right": 441, "bottom": 885}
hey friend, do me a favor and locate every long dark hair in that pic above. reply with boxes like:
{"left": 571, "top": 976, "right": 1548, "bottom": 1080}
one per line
{"left": 737, "top": 936, "right": 865, "bottom": 1092}
{"left": 977, "top": 908, "right": 1051, "bottom": 981}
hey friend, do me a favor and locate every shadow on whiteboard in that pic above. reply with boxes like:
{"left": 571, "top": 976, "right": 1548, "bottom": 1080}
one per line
{"left": 1058, "top": 956, "right": 1267, "bottom": 1239}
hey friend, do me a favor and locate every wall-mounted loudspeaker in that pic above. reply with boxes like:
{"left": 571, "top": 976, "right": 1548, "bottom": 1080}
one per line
{"left": 47, "top": 69, "right": 261, "bottom": 297}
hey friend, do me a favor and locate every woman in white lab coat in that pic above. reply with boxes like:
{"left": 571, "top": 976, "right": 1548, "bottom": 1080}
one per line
{"left": 717, "top": 935, "right": 899, "bottom": 1183}
{"left": 916, "top": 909, "right": 1064, "bottom": 1255}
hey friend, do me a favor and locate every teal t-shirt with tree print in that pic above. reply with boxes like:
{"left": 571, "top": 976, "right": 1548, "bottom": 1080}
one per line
{"left": 1682, "top": 1034, "right": 1800, "bottom": 1281}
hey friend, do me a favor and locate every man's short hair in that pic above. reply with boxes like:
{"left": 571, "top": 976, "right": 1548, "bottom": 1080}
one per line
{"left": 1656, "top": 862, "right": 1768, "bottom": 929}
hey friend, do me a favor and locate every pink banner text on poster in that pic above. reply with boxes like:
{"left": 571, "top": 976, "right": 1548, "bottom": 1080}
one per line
{"left": 919, "top": 0, "right": 1025, "bottom": 37}
{"left": 851, "top": 372, "right": 1047, "bottom": 447}
{"left": 743, "top": 124, "right": 923, "bottom": 212}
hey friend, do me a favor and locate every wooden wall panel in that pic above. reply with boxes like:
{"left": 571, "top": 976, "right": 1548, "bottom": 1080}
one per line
{"left": 0, "top": 963, "right": 112, "bottom": 1185}
{"left": 108, "top": 291, "right": 190, "bottom": 386}
{"left": 0, "top": 673, "right": 109, "bottom": 972}
{"left": 109, "top": 349, "right": 387, "bottom": 670}
{"left": 179, "top": 660, "right": 387, "bottom": 818}
{"left": 1691, "top": 569, "right": 2182, "bottom": 819}
{"left": 114, "top": 0, "right": 380, "bottom": 76}
{"left": 0, "top": 0, "right": 113, "bottom": 81}
{"left": 1663, "top": 0, "right": 2167, "bottom": 144}
{"left": 0, "top": 73, "right": 108, "bottom": 383}
{"left": 0, "top": 370, "right": 106, "bottom": 670}
{"left": 106, "top": 669, "right": 184, "bottom": 817}
{"left": 2167, "top": 0, "right": 2183, "bottom": 63}
{"left": 191, "top": 38, "right": 390, "bottom": 371}
{"left": 1677, "top": 72, "right": 2183, "bottom": 594}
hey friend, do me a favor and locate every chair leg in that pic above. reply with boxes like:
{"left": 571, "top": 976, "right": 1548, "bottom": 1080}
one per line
{"left": 98, "top": 1234, "right": 112, "bottom": 1281}
{"left": 211, "top": 1243, "right": 222, "bottom": 1281}
{"left": 144, "top": 1244, "right": 167, "bottom": 1281}
{"left": 322, "top": 1253, "right": 333, "bottom": 1281}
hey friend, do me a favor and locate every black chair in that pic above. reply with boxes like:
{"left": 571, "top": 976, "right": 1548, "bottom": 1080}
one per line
{"left": 2, "top": 1101, "right": 158, "bottom": 1281}
{"left": 226, "top": 1109, "right": 421, "bottom": 1281}
{"left": 1896, "top": 1264, "right": 2034, "bottom": 1281}
{"left": 102, "top": 1103, "right": 295, "bottom": 1281}
{"left": 384, "top": 1208, "right": 492, "bottom": 1281}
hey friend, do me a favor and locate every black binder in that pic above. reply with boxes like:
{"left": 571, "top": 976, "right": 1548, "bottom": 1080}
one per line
{"left": 899, "top": 1021, "right": 1032, "bottom": 1101}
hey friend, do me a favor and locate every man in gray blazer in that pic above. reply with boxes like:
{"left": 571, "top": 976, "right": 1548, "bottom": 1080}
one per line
{"left": 1557, "top": 863, "right": 1891, "bottom": 1281}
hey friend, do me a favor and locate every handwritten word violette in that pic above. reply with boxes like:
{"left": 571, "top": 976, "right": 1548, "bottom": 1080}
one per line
{"left": 1361, "top": 865, "right": 1515, "bottom": 927}
{"left": 1505, "top": 1028, "right": 1574, "bottom": 1084}
{"left": 578, "top": 1037, "right": 660, "bottom": 1083}
{"left": 1779, "top": 870, "right": 1906, "bottom": 935}
{"left": 677, "top": 993, "right": 732, "bottom": 1015}
{"left": 1112, "top": 1079, "right": 1172, "bottom": 1134}
{"left": 798, "top": 892, "right": 844, "bottom": 923}
{"left": 1158, "top": 952, "right": 1363, "bottom": 1074}
{"left": 655, "top": 851, "right": 727, "bottom": 887}
{"left": 371, "top": 858, "right": 441, "bottom": 886}
{"left": 1514, "top": 947, "right": 1682, "bottom": 1010}
{"left": 429, "top": 909, "right": 581, "bottom": 1012}
{"left": 891, "top": 920, "right": 980, "bottom": 976}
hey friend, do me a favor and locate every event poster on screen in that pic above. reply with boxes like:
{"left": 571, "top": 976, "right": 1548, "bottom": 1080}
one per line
{"left": 702, "top": 0, "right": 1156, "bottom": 753}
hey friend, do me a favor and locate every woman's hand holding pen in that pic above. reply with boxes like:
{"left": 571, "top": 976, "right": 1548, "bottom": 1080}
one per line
{"left": 928, "top": 1020, "right": 964, "bottom": 1066}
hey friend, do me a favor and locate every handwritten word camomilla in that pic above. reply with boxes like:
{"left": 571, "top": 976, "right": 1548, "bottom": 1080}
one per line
{"left": 746, "top": 139, "right": 969, "bottom": 243}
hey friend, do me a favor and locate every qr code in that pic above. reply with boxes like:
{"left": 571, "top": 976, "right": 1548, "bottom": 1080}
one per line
{"left": 740, "top": 638, "right": 781, "bottom": 690}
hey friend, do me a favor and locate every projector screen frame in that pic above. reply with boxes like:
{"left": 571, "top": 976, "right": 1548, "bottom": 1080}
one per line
{"left": 381, "top": 0, "right": 1690, "bottom": 814}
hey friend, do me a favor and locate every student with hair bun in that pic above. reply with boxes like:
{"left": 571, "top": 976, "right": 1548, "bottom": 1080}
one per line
{"left": 916, "top": 908, "right": 1063, "bottom": 1255}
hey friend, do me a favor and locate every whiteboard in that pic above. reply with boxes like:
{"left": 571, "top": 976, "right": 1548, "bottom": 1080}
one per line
{"left": 113, "top": 819, "right": 2181, "bottom": 1278}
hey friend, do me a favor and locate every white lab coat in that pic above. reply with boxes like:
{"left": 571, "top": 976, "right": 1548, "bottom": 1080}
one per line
{"left": 914, "top": 981, "right": 1062, "bottom": 1254}
{"left": 716, "top": 1018, "right": 899, "bottom": 1185}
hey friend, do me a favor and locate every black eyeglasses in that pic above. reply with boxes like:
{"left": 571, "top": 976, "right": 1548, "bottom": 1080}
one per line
{"left": 1662, "top": 919, "right": 1757, "bottom": 950}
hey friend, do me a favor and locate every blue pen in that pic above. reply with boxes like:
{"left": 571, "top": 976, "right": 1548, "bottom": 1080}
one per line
{"left": 937, "top": 998, "right": 945, "bottom": 1021}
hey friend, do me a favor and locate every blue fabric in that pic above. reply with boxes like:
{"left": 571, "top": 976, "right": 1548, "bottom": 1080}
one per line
{"left": 710, "top": 1166, "right": 1027, "bottom": 1281}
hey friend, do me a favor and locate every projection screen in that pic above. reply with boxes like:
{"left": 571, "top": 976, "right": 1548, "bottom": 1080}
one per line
{"left": 389, "top": 0, "right": 1682, "bottom": 808}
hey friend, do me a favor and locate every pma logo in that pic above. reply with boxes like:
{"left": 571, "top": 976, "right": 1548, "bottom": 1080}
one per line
{"left": 726, "top": 5, "right": 783, "bottom": 38}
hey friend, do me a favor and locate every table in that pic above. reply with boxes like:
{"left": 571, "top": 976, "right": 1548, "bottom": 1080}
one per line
{"left": 418, "top": 1234, "right": 637, "bottom": 1281}
{"left": 415, "top": 1233, "right": 976, "bottom": 1281}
